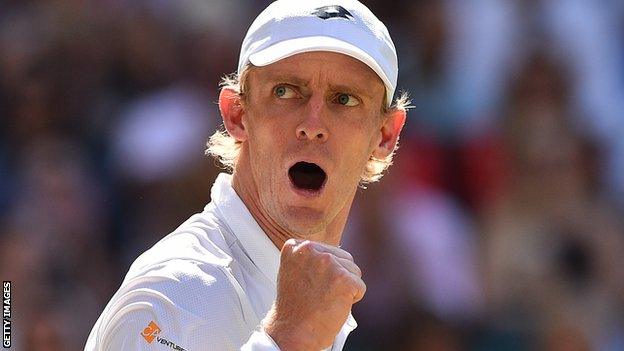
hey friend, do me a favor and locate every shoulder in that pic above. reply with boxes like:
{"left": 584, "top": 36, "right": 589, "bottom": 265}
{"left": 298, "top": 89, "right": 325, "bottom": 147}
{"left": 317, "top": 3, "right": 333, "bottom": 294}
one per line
{"left": 120, "top": 256, "right": 244, "bottom": 320}
{"left": 86, "top": 212, "right": 255, "bottom": 350}
{"left": 122, "top": 211, "right": 242, "bottom": 315}
{"left": 128, "top": 210, "right": 233, "bottom": 275}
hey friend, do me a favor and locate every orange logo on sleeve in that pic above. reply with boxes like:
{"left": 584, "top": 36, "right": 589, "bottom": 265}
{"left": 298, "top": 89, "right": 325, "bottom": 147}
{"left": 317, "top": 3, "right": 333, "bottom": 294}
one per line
{"left": 141, "top": 321, "right": 161, "bottom": 343}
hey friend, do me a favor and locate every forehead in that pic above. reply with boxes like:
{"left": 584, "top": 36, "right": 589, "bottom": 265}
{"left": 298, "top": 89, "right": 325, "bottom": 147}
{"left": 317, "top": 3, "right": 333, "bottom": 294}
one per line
{"left": 248, "top": 52, "right": 385, "bottom": 95}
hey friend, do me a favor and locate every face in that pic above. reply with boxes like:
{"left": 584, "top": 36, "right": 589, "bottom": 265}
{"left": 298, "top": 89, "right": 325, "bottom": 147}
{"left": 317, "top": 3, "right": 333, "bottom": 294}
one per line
{"left": 223, "top": 52, "right": 403, "bottom": 237}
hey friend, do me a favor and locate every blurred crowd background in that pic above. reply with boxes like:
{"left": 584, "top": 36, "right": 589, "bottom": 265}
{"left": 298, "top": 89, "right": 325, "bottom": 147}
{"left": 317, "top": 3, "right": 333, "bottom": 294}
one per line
{"left": 1, "top": 0, "right": 624, "bottom": 350}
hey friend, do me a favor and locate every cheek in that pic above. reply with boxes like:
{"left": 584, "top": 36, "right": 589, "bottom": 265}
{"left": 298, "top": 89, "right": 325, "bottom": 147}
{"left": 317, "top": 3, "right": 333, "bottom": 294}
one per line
{"left": 339, "top": 129, "right": 379, "bottom": 173}
{"left": 353, "top": 120, "right": 382, "bottom": 154}
{"left": 244, "top": 119, "right": 290, "bottom": 180}
{"left": 244, "top": 103, "right": 290, "bottom": 147}
{"left": 244, "top": 110, "right": 276, "bottom": 150}
{"left": 250, "top": 124, "right": 289, "bottom": 156}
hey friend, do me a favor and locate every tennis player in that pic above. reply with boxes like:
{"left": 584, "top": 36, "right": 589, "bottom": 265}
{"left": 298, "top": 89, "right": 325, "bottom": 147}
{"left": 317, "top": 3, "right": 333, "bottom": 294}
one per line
{"left": 86, "top": 0, "right": 407, "bottom": 350}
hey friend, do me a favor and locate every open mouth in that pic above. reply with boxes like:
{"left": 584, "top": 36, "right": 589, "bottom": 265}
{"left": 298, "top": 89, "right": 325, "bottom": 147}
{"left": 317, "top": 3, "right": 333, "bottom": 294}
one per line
{"left": 288, "top": 161, "right": 327, "bottom": 192}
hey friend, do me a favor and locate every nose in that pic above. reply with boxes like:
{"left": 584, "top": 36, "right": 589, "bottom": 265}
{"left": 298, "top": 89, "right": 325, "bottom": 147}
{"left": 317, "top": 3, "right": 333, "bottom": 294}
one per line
{"left": 295, "top": 96, "right": 328, "bottom": 142}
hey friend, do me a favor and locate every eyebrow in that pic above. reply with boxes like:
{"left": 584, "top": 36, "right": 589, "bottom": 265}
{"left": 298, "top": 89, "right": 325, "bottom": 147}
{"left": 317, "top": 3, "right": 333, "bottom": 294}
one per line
{"left": 328, "top": 83, "right": 374, "bottom": 100}
{"left": 263, "top": 73, "right": 375, "bottom": 99}
{"left": 264, "top": 74, "right": 310, "bottom": 87}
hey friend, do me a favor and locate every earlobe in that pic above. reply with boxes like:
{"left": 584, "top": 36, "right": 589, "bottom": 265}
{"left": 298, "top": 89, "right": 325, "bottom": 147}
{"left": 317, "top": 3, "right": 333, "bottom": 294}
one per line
{"left": 219, "top": 88, "right": 247, "bottom": 142}
{"left": 372, "top": 109, "right": 406, "bottom": 159}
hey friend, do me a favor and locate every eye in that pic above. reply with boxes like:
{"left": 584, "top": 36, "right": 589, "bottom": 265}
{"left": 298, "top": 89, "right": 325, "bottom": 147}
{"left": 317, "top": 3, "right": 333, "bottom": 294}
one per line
{"left": 274, "top": 85, "right": 297, "bottom": 99}
{"left": 335, "top": 93, "right": 359, "bottom": 107}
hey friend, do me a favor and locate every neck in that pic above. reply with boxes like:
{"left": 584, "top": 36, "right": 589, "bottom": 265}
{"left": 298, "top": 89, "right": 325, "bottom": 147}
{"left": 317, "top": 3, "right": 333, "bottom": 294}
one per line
{"left": 231, "top": 163, "right": 353, "bottom": 250}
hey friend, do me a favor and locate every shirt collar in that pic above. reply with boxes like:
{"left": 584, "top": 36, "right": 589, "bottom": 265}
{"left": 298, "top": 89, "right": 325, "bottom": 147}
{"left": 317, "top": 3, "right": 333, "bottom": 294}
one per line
{"left": 209, "top": 173, "right": 357, "bottom": 332}
{"left": 210, "top": 173, "right": 280, "bottom": 285}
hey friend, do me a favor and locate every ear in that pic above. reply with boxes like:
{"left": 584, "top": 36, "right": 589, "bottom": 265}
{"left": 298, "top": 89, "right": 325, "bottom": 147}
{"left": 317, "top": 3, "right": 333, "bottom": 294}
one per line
{"left": 372, "top": 109, "right": 406, "bottom": 159}
{"left": 219, "top": 88, "right": 247, "bottom": 142}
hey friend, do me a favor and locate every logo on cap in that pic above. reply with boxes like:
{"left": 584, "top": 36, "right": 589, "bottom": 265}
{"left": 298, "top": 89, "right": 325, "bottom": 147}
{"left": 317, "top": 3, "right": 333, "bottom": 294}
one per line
{"left": 312, "top": 5, "right": 353, "bottom": 20}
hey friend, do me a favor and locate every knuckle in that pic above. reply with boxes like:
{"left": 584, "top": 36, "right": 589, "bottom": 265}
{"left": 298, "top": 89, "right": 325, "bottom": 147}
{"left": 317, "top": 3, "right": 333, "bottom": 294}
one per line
{"left": 282, "top": 238, "right": 298, "bottom": 251}
{"left": 318, "top": 252, "right": 333, "bottom": 266}
{"left": 296, "top": 240, "right": 314, "bottom": 255}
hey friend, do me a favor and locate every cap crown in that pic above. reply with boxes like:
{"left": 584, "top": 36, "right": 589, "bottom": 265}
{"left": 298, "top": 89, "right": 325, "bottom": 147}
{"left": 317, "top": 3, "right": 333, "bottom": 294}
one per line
{"left": 238, "top": 0, "right": 398, "bottom": 106}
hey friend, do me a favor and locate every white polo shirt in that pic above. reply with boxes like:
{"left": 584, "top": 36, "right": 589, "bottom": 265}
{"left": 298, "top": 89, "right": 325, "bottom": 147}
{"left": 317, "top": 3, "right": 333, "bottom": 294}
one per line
{"left": 85, "top": 173, "right": 357, "bottom": 351}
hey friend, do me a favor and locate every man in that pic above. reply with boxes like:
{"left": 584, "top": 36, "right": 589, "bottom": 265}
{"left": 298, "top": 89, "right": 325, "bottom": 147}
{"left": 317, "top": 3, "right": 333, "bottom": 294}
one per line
{"left": 86, "top": 0, "right": 407, "bottom": 350}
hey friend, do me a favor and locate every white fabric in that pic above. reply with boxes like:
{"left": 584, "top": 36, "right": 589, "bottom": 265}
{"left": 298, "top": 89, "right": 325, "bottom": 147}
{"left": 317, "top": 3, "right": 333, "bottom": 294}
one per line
{"left": 238, "top": 0, "right": 397, "bottom": 106}
{"left": 85, "top": 173, "right": 357, "bottom": 351}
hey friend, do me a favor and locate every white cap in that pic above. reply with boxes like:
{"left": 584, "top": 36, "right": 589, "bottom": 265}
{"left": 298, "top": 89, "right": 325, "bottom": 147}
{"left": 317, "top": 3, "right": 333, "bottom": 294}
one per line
{"left": 238, "top": 0, "right": 398, "bottom": 107}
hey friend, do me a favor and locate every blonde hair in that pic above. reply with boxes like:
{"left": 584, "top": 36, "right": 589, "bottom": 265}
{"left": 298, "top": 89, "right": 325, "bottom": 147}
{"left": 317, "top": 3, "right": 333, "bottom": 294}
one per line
{"left": 206, "top": 67, "right": 411, "bottom": 185}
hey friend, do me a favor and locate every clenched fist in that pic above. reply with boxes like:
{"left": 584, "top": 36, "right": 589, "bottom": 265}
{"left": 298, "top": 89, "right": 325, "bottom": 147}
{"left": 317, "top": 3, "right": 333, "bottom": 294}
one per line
{"left": 262, "top": 239, "right": 366, "bottom": 351}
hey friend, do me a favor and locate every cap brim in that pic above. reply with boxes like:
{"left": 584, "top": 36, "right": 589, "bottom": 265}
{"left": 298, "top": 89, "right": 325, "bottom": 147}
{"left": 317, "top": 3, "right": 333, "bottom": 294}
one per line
{"left": 248, "top": 36, "right": 393, "bottom": 106}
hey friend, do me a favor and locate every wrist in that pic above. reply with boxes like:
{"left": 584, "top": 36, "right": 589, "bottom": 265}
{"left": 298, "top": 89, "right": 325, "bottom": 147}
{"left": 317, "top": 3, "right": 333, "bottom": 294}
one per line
{"left": 262, "top": 309, "right": 322, "bottom": 351}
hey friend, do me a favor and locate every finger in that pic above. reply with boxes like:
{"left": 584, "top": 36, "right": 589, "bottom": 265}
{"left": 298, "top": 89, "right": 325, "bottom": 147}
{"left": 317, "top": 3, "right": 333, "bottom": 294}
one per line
{"left": 310, "top": 242, "right": 354, "bottom": 261}
{"left": 334, "top": 256, "right": 362, "bottom": 278}
{"left": 333, "top": 260, "right": 365, "bottom": 302}
{"left": 349, "top": 274, "right": 367, "bottom": 303}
